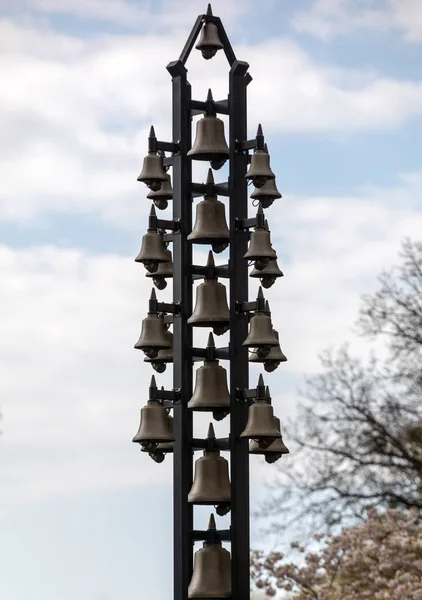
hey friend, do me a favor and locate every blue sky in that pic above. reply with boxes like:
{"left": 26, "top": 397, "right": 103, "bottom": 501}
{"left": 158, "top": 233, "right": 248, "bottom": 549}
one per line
{"left": 1, "top": 1, "right": 422, "bottom": 599}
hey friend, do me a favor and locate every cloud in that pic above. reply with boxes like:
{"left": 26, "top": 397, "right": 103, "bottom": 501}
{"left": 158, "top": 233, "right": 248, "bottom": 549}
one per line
{"left": 1, "top": 167, "right": 421, "bottom": 517}
{"left": 1, "top": 17, "right": 422, "bottom": 227}
{"left": 291, "top": 0, "right": 422, "bottom": 43}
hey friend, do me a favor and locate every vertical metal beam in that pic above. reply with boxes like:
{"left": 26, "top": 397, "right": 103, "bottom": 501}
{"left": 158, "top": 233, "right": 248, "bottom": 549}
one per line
{"left": 229, "top": 59, "right": 251, "bottom": 599}
{"left": 167, "top": 59, "right": 193, "bottom": 600}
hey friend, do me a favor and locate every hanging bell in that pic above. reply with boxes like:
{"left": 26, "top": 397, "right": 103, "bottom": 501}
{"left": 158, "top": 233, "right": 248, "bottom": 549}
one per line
{"left": 147, "top": 173, "right": 173, "bottom": 210}
{"left": 250, "top": 416, "right": 289, "bottom": 463}
{"left": 245, "top": 149, "right": 275, "bottom": 189}
{"left": 188, "top": 169, "right": 229, "bottom": 253}
{"left": 250, "top": 256, "right": 283, "bottom": 288}
{"left": 134, "top": 206, "right": 169, "bottom": 273}
{"left": 243, "top": 310, "right": 279, "bottom": 357}
{"left": 188, "top": 515, "right": 231, "bottom": 599}
{"left": 137, "top": 128, "right": 168, "bottom": 191}
{"left": 141, "top": 414, "right": 174, "bottom": 462}
{"left": 189, "top": 334, "right": 230, "bottom": 419}
{"left": 144, "top": 330, "right": 173, "bottom": 373}
{"left": 195, "top": 8, "right": 224, "bottom": 60}
{"left": 244, "top": 206, "right": 277, "bottom": 270}
{"left": 240, "top": 386, "right": 281, "bottom": 449}
{"left": 249, "top": 329, "right": 287, "bottom": 372}
{"left": 188, "top": 252, "right": 230, "bottom": 336}
{"left": 250, "top": 177, "right": 282, "bottom": 209}
{"left": 188, "top": 424, "right": 231, "bottom": 510}
{"left": 187, "top": 91, "right": 229, "bottom": 170}
{"left": 134, "top": 289, "right": 172, "bottom": 359}
{"left": 146, "top": 248, "right": 173, "bottom": 290}
{"left": 132, "top": 376, "right": 175, "bottom": 449}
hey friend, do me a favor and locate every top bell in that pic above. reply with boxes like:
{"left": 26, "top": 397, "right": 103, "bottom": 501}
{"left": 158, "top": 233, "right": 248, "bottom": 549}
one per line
{"left": 195, "top": 17, "right": 223, "bottom": 60}
{"left": 137, "top": 127, "right": 168, "bottom": 192}
{"left": 187, "top": 91, "right": 229, "bottom": 170}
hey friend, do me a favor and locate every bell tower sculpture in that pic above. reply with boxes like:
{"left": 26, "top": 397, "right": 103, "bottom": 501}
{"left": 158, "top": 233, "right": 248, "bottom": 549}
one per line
{"left": 133, "top": 5, "right": 289, "bottom": 599}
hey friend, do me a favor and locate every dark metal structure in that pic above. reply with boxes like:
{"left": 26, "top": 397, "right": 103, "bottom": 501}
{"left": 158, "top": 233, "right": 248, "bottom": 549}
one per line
{"left": 133, "top": 5, "right": 288, "bottom": 599}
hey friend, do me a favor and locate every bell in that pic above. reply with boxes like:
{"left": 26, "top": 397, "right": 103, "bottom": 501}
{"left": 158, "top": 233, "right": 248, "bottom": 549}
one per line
{"left": 137, "top": 128, "right": 168, "bottom": 191}
{"left": 250, "top": 416, "right": 290, "bottom": 463}
{"left": 250, "top": 256, "right": 283, "bottom": 288}
{"left": 188, "top": 424, "right": 231, "bottom": 507}
{"left": 245, "top": 149, "right": 275, "bottom": 189}
{"left": 243, "top": 310, "right": 279, "bottom": 357}
{"left": 244, "top": 207, "right": 277, "bottom": 269}
{"left": 189, "top": 334, "right": 230, "bottom": 418}
{"left": 187, "top": 91, "right": 229, "bottom": 170}
{"left": 141, "top": 415, "right": 174, "bottom": 462}
{"left": 134, "top": 207, "right": 169, "bottom": 273}
{"left": 134, "top": 290, "right": 172, "bottom": 359}
{"left": 188, "top": 169, "right": 229, "bottom": 253}
{"left": 250, "top": 177, "right": 282, "bottom": 209}
{"left": 249, "top": 329, "right": 287, "bottom": 372}
{"left": 144, "top": 330, "right": 173, "bottom": 373}
{"left": 132, "top": 376, "right": 175, "bottom": 448}
{"left": 146, "top": 248, "right": 173, "bottom": 290}
{"left": 188, "top": 252, "right": 230, "bottom": 336}
{"left": 240, "top": 389, "right": 281, "bottom": 449}
{"left": 188, "top": 515, "right": 231, "bottom": 599}
{"left": 147, "top": 173, "right": 173, "bottom": 210}
{"left": 195, "top": 8, "right": 224, "bottom": 60}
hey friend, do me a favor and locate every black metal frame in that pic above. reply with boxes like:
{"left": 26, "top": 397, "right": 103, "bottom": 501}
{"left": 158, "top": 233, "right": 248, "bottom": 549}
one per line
{"left": 144, "top": 6, "right": 260, "bottom": 599}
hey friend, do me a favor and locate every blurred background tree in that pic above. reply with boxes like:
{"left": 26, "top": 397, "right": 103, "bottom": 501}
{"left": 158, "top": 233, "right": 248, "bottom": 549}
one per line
{"left": 259, "top": 239, "right": 422, "bottom": 535}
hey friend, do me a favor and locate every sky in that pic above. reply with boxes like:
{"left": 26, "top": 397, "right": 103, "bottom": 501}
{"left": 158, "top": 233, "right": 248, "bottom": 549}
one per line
{"left": 1, "top": 0, "right": 422, "bottom": 599}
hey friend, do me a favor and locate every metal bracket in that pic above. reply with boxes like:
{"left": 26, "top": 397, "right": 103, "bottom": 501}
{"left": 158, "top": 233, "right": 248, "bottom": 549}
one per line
{"left": 236, "top": 384, "right": 265, "bottom": 402}
{"left": 149, "top": 137, "right": 180, "bottom": 154}
{"left": 149, "top": 214, "right": 181, "bottom": 232}
{"left": 190, "top": 98, "right": 229, "bottom": 116}
{"left": 191, "top": 437, "right": 230, "bottom": 452}
{"left": 236, "top": 217, "right": 257, "bottom": 231}
{"left": 191, "top": 528, "right": 231, "bottom": 543}
{"left": 191, "top": 181, "right": 230, "bottom": 198}
{"left": 191, "top": 346, "right": 230, "bottom": 361}
{"left": 190, "top": 264, "right": 229, "bottom": 279}
{"left": 149, "top": 386, "right": 181, "bottom": 402}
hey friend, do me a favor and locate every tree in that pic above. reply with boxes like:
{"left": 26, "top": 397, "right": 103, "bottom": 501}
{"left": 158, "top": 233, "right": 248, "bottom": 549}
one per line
{"left": 261, "top": 239, "right": 422, "bottom": 534}
{"left": 251, "top": 508, "right": 422, "bottom": 599}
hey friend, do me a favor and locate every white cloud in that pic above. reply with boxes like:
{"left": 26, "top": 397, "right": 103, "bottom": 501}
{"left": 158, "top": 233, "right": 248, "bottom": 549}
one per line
{"left": 1, "top": 18, "right": 422, "bottom": 226}
{"left": 291, "top": 0, "right": 422, "bottom": 43}
{"left": 1, "top": 167, "right": 421, "bottom": 517}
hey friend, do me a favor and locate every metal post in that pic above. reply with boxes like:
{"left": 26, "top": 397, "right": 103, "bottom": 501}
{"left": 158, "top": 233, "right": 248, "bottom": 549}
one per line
{"left": 167, "top": 59, "right": 194, "bottom": 600}
{"left": 229, "top": 59, "right": 251, "bottom": 599}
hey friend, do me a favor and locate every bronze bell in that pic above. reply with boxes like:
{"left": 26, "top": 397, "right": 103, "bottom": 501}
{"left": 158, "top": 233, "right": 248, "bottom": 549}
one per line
{"left": 250, "top": 255, "right": 284, "bottom": 289}
{"left": 188, "top": 515, "right": 231, "bottom": 599}
{"left": 244, "top": 207, "right": 277, "bottom": 270}
{"left": 137, "top": 128, "right": 167, "bottom": 191}
{"left": 250, "top": 176, "right": 282, "bottom": 209}
{"left": 188, "top": 169, "right": 229, "bottom": 253}
{"left": 134, "top": 290, "right": 172, "bottom": 359}
{"left": 189, "top": 334, "right": 230, "bottom": 419}
{"left": 243, "top": 310, "right": 279, "bottom": 357}
{"left": 188, "top": 424, "right": 231, "bottom": 508}
{"left": 240, "top": 386, "right": 281, "bottom": 449}
{"left": 245, "top": 149, "right": 276, "bottom": 188}
{"left": 146, "top": 248, "right": 173, "bottom": 290}
{"left": 134, "top": 206, "right": 169, "bottom": 273}
{"left": 250, "top": 416, "right": 289, "bottom": 463}
{"left": 195, "top": 8, "right": 223, "bottom": 60}
{"left": 142, "top": 414, "right": 174, "bottom": 462}
{"left": 187, "top": 91, "right": 229, "bottom": 170}
{"left": 250, "top": 329, "right": 287, "bottom": 372}
{"left": 132, "top": 376, "right": 175, "bottom": 448}
{"left": 188, "top": 252, "right": 230, "bottom": 336}
{"left": 144, "top": 330, "right": 173, "bottom": 373}
{"left": 147, "top": 172, "right": 173, "bottom": 210}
